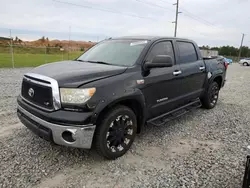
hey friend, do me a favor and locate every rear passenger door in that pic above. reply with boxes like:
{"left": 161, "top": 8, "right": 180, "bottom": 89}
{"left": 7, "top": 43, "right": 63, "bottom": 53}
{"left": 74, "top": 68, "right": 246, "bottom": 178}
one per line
{"left": 176, "top": 41, "right": 206, "bottom": 100}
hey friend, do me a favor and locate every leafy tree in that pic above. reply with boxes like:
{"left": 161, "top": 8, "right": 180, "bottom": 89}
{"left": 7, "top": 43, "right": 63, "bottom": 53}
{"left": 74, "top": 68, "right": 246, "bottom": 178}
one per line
{"left": 210, "top": 47, "right": 219, "bottom": 51}
{"left": 40, "top": 36, "right": 45, "bottom": 43}
{"left": 55, "top": 43, "right": 62, "bottom": 48}
{"left": 199, "top": 45, "right": 250, "bottom": 58}
{"left": 200, "top": 45, "right": 210, "bottom": 50}
{"left": 241, "top": 46, "right": 249, "bottom": 57}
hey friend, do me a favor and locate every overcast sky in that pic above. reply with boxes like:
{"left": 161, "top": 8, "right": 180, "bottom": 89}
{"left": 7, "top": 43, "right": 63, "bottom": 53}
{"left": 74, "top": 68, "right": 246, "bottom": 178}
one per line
{"left": 0, "top": 0, "right": 249, "bottom": 46}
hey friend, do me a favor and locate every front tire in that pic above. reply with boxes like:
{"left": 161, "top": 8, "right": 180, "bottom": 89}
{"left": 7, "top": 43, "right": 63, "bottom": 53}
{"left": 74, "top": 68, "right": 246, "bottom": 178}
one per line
{"left": 242, "top": 156, "right": 250, "bottom": 188}
{"left": 94, "top": 105, "right": 137, "bottom": 160}
{"left": 201, "top": 82, "right": 220, "bottom": 109}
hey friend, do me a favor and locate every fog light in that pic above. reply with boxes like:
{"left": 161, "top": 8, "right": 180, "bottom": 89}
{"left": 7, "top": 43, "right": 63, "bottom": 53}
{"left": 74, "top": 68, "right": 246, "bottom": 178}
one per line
{"left": 62, "top": 131, "right": 76, "bottom": 143}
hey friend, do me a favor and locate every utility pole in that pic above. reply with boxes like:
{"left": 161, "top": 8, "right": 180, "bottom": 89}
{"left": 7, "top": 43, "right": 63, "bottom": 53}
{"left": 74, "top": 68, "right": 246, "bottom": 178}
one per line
{"left": 68, "top": 26, "right": 71, "bottom": 60}
{"left": 9, "top": 29, "right": 14, "bottom": 68}
{"left": 173, "top": 0, "right": 181, "bottom": 37}
{"left": 238, "top": 33, "right": 245, "bottom": 61}
{"left": 247, "top": 42, "right": 250, "bottom": 57}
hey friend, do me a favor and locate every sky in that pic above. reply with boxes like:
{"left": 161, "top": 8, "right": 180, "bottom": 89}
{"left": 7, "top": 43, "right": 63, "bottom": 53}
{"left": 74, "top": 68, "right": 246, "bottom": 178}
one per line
{"left": 0, "top": 0, "right": 249, "bottom": 47}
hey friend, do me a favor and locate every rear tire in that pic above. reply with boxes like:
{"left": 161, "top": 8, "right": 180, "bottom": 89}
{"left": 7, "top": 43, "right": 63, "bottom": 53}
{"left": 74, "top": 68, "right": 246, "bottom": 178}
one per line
{"left": 94, "top": 105, "right": 137, "bottom": 160}
{"left": 243, "top": 62, "right": 249, "bottom": 66}
{"left": 201, "top": 82, "right": 220, "bottom": 109}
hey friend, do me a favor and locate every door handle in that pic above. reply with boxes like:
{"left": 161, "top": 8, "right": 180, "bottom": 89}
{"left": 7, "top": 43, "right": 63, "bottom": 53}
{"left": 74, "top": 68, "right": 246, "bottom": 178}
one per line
{"left": 199, "top": 66, "right": 205, "bottom": 71}
{"left": 173, "top": 70, "right": 182, "bottom": 76}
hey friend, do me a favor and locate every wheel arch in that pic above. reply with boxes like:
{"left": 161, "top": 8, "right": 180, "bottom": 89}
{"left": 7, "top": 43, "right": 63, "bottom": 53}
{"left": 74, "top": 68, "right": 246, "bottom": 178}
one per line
{"left": 94, "top": 96, "right": 146, "bottom": 134}
{"left": 213, "top": 75, "right": 223, "bottom": 88}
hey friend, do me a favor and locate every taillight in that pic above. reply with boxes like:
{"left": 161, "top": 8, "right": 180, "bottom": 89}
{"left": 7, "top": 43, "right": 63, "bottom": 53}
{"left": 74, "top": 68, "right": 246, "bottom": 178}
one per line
{"left": 224, "top": 61, "right": 228, "bottom": 70}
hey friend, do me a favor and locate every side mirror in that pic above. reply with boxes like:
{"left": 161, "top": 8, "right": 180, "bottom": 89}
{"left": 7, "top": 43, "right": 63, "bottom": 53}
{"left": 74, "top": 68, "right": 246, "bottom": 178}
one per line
{"left": 144, "top": 55, "right": 173, "bottom": 70}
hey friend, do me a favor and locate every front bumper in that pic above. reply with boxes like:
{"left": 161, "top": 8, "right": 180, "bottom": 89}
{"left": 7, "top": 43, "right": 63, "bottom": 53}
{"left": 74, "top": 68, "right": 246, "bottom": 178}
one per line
{"left": 17, "top": 104, "right": 96, "bottom": 149}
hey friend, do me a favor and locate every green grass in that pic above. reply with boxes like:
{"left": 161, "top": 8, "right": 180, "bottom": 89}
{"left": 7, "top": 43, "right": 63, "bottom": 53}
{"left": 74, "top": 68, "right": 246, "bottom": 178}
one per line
{"left": 0, "top": 52, "right": 83, "bottom": 68}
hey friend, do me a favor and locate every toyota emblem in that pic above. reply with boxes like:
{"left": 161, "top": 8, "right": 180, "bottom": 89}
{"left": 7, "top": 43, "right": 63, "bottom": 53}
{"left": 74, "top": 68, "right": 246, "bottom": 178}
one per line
{"left": 28, "top": 88, "right": 34, "bottom": 98}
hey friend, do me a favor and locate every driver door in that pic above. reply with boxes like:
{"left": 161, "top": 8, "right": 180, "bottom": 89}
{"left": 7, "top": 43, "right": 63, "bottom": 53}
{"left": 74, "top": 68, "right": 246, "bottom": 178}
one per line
{"left": 141, "top": 40, "right": 183, "bottom": 119}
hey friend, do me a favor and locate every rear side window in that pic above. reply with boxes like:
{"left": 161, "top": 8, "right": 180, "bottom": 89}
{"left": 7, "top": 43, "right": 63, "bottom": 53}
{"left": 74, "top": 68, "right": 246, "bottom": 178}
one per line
{"left": 177, "top": 42, "right": 198, "bottom": 64}
{"left": 146, "top": 41, "right": 175, "bottom": 63}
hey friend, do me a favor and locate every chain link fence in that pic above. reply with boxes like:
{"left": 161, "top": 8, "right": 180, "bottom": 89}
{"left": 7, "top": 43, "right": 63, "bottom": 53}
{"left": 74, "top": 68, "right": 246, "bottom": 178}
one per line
{"left": 0, "top": 44, "right": 83, "bottom": 68}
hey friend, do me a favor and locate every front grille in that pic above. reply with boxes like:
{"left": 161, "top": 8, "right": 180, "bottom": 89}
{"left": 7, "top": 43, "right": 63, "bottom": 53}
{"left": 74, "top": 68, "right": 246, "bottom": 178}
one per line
{"left": 21, "top": 78, "right": 53, "bottom": 110}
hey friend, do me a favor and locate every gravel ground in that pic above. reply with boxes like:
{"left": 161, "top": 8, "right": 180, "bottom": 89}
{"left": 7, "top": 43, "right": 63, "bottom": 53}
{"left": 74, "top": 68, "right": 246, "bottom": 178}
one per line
{"left": 0, "top": 64, "right": 250, "bottom": 188}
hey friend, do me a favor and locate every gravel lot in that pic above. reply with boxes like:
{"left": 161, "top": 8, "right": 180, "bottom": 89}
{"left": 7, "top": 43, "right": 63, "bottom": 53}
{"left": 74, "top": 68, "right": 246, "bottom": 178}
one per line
{"left": 0, "top": 64, "right": 250, "bottom": 188}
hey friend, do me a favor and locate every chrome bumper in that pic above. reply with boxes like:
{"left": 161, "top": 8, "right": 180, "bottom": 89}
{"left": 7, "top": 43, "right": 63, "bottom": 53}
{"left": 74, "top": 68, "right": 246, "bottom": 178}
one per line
{"left": 17, "top": 105, "right": 96, "bottom": 149}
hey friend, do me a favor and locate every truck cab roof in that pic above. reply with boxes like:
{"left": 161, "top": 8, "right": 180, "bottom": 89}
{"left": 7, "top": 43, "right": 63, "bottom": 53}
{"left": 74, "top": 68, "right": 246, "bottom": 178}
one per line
{"left": 112, "top": 36, "right": 193, "bottom": 42}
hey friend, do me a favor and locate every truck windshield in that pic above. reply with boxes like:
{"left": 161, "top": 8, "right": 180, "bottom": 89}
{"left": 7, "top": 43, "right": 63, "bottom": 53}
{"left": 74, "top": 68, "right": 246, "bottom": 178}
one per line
{"left": 77, "top": 40, "right": 148, "bottom": 66}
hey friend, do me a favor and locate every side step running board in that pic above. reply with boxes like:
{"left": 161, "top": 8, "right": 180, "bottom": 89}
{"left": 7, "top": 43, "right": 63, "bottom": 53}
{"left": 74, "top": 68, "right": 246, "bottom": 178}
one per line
{"left": 147, "top": 99, "right": 201, "bottom": 126}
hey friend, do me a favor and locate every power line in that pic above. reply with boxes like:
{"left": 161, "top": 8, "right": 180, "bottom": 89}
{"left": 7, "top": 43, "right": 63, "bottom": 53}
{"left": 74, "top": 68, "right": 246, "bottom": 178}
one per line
{"left": 154, "top": 0, "right": 219, "bottom": 28}
{"left": 180, "top": 8, "right": 216, "bottom": 27}
{"left": 189, "top": 28, "right": 211, "bottom": 38}
{"left": 133, "top": 0, "right": 174, "bottom": 12}
{"left": 156, "top": 0, "right": 177, "bottom": 6}
{"left": 181, "top": 13, "right": 214, "bottom": 27}
{"left": 133, "top": 0, "right": 177, "bottom": 36}
{"left": 155, "top": 0, "right": 170, "bottom": 3}
{"left": 53, "top": 0, "right": 156, "bottom": 20}
{"left": 151, "top": 0, "right": 216, "bottom": 34}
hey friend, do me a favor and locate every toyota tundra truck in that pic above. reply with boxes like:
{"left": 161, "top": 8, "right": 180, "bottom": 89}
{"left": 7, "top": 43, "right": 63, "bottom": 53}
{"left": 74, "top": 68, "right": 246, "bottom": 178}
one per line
{"left": 17, "top": 36, "right": 227, "bottom": 159}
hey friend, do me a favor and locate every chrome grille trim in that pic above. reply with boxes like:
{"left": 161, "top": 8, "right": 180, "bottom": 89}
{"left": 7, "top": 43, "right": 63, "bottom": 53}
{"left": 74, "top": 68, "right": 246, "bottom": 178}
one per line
{"left": 22, "top": 73, "right": 61, "bottom": 111}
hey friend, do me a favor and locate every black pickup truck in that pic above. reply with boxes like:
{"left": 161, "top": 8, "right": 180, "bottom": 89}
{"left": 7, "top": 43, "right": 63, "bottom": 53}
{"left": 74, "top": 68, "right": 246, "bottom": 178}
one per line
{"left": 17, "top": 36, "right": 227, "bottom": 159}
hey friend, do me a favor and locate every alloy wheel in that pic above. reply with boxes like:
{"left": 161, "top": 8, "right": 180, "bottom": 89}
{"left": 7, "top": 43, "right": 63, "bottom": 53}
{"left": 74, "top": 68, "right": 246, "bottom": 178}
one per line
{"left": 106, "top": 115, "right": 134, "bottom": 153}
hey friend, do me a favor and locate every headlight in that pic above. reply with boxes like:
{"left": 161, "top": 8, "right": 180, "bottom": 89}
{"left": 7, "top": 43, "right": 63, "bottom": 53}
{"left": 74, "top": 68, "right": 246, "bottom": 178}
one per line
{"left": 60, "top": 88, "right": 96, "bottom": 104}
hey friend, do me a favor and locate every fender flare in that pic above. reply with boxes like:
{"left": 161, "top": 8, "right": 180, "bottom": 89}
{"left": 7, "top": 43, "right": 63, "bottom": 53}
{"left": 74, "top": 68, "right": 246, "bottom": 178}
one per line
{"left": 209, "top": 74, "right": 223, "bottom": 88}
{"left": 91, "top": 89, "right": 146, "bottom": 133}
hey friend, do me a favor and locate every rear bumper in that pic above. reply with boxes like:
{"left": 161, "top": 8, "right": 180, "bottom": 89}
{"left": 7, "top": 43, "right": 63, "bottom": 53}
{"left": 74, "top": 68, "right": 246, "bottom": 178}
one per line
{"left": 221, "top": 79, "right": 226, "bottom": 88}
{"left": 17, "top": 104, "right": 96, "bottom": 149}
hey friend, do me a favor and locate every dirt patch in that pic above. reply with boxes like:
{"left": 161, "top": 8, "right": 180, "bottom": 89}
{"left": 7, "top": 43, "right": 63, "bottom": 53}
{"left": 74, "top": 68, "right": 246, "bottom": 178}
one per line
{"left": 167, "top": 139, "right": 221, "bottom": 157}
{"left": 0, "top": 122, "right": 21, "bottom": 138}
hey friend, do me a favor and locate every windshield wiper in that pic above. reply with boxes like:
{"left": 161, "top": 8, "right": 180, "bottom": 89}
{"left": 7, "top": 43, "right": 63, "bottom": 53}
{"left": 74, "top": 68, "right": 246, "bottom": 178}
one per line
{"left": 75, "top": 59, "right": 111, "bottom": 65}
{"left": 75, "top": 59, "right": 85, "bottom": 62}
{"left": 85, "top": 60, "right": 111, "bottom": 65}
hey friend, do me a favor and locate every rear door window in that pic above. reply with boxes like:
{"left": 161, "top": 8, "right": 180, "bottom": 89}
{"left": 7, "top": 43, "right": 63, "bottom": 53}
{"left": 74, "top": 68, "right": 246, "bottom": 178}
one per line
{"left": 177, "top": 42, "right": 198, "bottom": 64}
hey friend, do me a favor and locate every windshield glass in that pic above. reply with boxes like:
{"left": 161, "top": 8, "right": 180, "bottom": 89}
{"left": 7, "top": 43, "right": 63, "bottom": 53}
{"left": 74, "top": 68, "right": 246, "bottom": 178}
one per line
{"left": 77, "top": 40, "right": 148, "bottom": 66}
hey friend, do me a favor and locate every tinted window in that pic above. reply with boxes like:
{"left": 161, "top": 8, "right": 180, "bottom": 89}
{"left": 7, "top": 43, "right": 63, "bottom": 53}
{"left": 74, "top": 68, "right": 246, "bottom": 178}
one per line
{"left": 177, "top": 42, "right": 198, "bottom": 64}
{"left": 146, "top": 41, "right": 175, "bottom": 63}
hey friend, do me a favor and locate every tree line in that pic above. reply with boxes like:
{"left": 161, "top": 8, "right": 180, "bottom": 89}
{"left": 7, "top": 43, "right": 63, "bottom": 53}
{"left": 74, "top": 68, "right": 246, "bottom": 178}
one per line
{"left": 200, "top": 45, "right": 250, "bottom": 57}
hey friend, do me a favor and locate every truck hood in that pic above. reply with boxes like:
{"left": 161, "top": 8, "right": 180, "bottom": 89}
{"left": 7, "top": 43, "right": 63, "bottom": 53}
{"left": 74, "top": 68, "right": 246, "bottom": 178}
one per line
{"left": 31, "top": 60, "right": 127, "bottom": 87}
